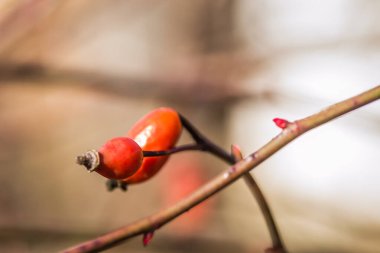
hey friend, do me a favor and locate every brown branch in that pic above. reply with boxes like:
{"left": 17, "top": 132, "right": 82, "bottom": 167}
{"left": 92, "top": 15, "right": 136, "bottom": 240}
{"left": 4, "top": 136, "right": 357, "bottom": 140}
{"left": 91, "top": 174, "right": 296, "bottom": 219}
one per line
{"left": 61, "top": 85, "right": 380, "bottom": 253}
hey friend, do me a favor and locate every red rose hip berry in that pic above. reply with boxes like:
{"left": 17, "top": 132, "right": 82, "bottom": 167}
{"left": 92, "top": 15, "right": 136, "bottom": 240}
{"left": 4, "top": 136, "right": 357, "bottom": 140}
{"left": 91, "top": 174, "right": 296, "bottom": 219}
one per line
{"left": 77, "top": 137, "right": 143, "bottom": 179}
{"left": 121, "top": 107, "right": 182, "bottom": 184}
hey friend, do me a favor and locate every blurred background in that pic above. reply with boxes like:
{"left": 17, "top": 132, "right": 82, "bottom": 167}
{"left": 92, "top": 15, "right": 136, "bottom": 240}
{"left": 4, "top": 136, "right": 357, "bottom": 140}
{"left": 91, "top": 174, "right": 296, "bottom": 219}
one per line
{"left": 0, "top": 1, "right": 379, "bottom": 252}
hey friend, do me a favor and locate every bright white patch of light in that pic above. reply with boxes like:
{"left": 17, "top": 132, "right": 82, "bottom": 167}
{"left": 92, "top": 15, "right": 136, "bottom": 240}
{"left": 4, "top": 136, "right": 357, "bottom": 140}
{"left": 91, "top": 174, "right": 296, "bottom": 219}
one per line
{"left": 134, "top": 125, "right": 154, "bottom": 147}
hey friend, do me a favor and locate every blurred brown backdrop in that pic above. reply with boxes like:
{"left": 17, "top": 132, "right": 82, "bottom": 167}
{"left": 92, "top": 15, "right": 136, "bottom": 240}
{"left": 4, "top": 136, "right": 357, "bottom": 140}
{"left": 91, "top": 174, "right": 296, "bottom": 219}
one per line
{"left": 0, "top": 1, "right": 380, "bottom": 252}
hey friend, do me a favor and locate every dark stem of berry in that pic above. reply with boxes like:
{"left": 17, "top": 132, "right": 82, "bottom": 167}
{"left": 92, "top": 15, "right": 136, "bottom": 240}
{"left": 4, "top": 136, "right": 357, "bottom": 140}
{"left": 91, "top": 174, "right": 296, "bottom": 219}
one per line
{"left": 142, "top": 114, "right": 235, "bottom": 164}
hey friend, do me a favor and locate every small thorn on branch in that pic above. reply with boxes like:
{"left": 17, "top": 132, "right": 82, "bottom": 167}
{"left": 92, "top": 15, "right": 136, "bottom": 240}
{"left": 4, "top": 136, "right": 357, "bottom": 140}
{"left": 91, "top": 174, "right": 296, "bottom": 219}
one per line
{"left": 231, "top": 144, "right": 243, "bottom": 161}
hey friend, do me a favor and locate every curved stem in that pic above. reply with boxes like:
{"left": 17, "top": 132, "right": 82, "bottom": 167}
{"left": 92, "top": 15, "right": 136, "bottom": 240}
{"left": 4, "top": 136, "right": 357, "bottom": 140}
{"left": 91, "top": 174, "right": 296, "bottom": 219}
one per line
{"left": 143, "top": 143, "right": 234, "bottom": 164}
{"left": 62, "top": 85, "right": 380, "bottom": 253}
{"left": 179, "top": 114, "right": 236, "bottom": 164}
{"left": 143, "top": 115, "right": 237, "bottom": 165}
{"left": 143, "top": 144, "right": 203, "bottom": 157}
{"left": 243, "top": 174, "right": 285, "bottom": 252}
{"left": 143, "top": 115, "right": 236, "bottom": 164}
{"left": 231, "top": 146, "right": 286, "bottom": 252}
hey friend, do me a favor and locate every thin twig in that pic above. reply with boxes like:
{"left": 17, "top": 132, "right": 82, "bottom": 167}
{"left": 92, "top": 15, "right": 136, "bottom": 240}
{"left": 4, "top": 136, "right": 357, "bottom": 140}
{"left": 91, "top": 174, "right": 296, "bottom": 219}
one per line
{"left": 141, "top": 115, "right": 236, "bottom": 165}
{"left": 179, "top": 114, "right": 236, "bottom": 164}
{"left": 62, "top": 85, "right": 380, "bottom": 253}
{"left": 143, "top": 144, "right": 203, "bottom": 157}
{"left": 231, "top": 145, "right": 286, "bottom": 253}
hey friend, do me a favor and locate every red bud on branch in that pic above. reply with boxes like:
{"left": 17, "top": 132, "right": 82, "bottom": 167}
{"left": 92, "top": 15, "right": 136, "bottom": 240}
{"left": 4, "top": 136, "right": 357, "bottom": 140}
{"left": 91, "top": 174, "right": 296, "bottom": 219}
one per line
{"left": 143, "top": 231, "right": 155, "bottom": 246}
{"left": 273, "top": 118, "right": 289, "bottom": 129}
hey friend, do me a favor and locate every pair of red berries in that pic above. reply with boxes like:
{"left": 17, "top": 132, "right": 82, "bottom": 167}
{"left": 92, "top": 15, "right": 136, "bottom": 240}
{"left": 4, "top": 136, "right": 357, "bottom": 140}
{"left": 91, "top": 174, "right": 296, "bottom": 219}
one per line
{"left": 77, "top": 107, "right": 182, "bottom": 184}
